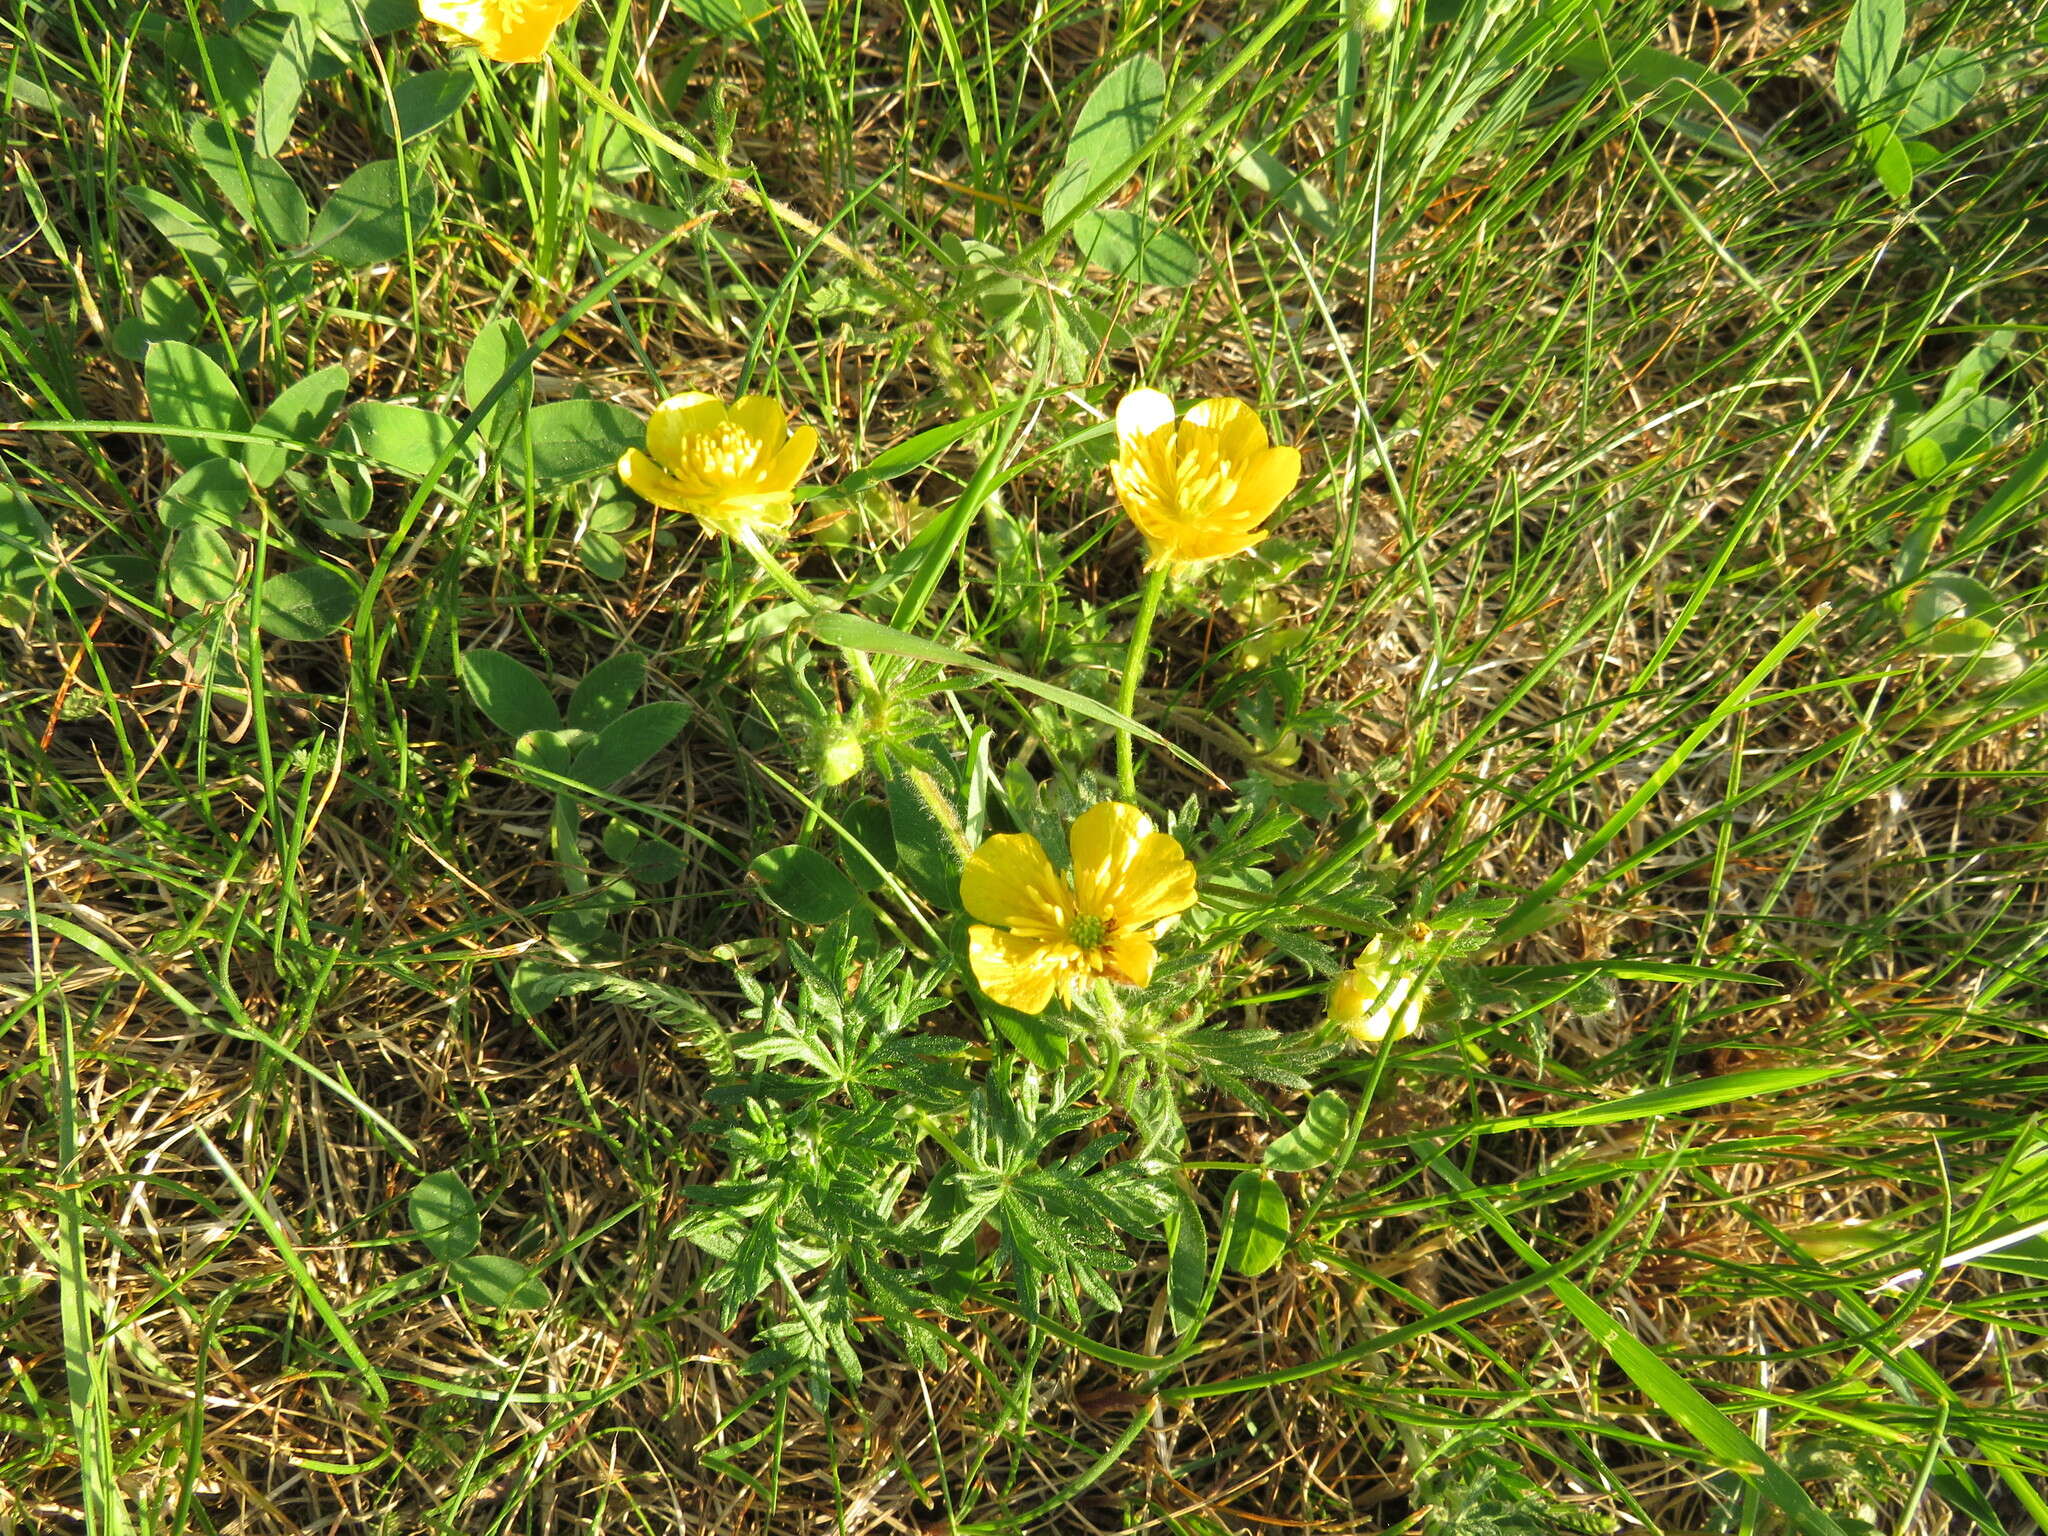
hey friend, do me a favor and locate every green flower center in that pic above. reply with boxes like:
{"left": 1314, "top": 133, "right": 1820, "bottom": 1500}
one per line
{"left": 1068, "top": 913, "right": 1109, "bottom": 948}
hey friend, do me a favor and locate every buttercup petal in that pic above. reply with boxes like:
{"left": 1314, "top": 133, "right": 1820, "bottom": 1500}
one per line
{"left": 727, "top": 395, "right": 787, "bottom": 449}
{"left": 1102, "top": 932, "right": 1157, "bottom": 989}
{"left": 1184, "top": 397, "right": 1268, "bottom": 462}
{"left": 1349, "top": 973, "right": 1420, "bottom": 1043}
{"left": 1328, "top": 939, "right": 1429, "bottom": 1045}
{"left": 1068, "top": 802, "right": 1196, "bottom": 929}
{"left": 1183, "top": 521, "right": 1265, "bottom": 565}
{"left": 485, "top": 0, "right": 582, "bottom": 60}
{"left": 619, "top": 448, "right": 697, "bottom": 511}
{"left": 423, "top": 0, "right": 585, "bottom": 61}
{"left": 1328, "top": 969, "right": 1368, "bottom": 1027}
{"left": 761, "top": 424, "right": 819, "bottom": 492}
{"left": 1115, "top": 389, "right": 1178, "bottom": 450}
{"left": 960, "top": 833, "right": 1072, "bottom": 937}
{"left": 1229, "top": 444, "right": 1300, "bottom": 524}
{"left": 1067, "top": 802, "right": 1151, "bottom": 916}
{"left": 1142, "top": 506, "right": 1267, "bottom": 569}
{"left": 1108, "top": 458, "right": 1165, "bottom": 531}
{"left": 968, "top": 925, "right": 1067, "bottom": 1015}
{"left": 1110, "top": 831, "right": 1199, "bottom": 930}
{"left": 420, "top": 0, "right": 491, "bottom": 39}
{"left": 646, "top": 392, "right": 723, "bottom": 471}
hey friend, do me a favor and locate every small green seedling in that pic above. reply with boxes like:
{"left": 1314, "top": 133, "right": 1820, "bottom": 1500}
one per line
{"left": 409, "top": 1170, "right": 552, "bottom": 1312}
{"left": 458, "top": 647, "right": 691, "bottom": 971}
{"left": 1835, "top": 0, "right": 1984, "bottom": 201}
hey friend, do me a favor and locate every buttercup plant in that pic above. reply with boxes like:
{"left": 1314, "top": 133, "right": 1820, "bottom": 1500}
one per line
{"left": 498, "top": 373, "right": 1453, "bottom": 1371}
{"left": 393, "top": 281, "right": 1550, "bottom": 1400}
{"left": 349, "top": 51, "right": 1568, "bottom": 1396}
{"left": 28, "top": 0, "right": 2037, "bottom": 1523}
{"left": 1107, "top": 389, "right": 1302, "bottom": 798}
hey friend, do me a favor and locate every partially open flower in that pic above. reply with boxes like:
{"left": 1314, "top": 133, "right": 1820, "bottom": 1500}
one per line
{"left": 1327, "top": 938, "right": 1428, "bottom": 1045}
{"left": 961, "top": 802, "right": 1197, "bottom": 1015}
{"left": 619, "top": 393, "right": 818, "bottom": 542}
{"left": 420, "top": 0, "right": 584, "bottom": 62}
{"left": 1109, "top": 389, "right": 1301, "bottom": 572}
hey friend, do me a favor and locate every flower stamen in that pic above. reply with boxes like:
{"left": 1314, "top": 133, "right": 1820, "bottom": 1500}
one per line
{"left": 1068, "top": 913, "right": 1109, "bottom": 948}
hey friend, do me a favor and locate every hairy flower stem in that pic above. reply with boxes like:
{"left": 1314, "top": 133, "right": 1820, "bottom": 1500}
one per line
{"left": 735, "top": 527, "right": 822, "bottom": 613}
{"left": 1115, "top": 566, "right": 1169, "bottom": 802}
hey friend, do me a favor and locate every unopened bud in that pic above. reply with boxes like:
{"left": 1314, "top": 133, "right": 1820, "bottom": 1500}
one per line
{"left": 1790, "top": 1221, "right": 1890, "bottom": 1265}
{"left": 1251, "top": 729, "right": 1302, "bottom": 769}
{"left": 1327, "top": 938, "right": 1427, "bottom": 1045}
{"left": 817, "top": 722, "right": 865, "bottom": 786}
{"left": 1233, "top": 591, "right": 1283, "bottom": 629}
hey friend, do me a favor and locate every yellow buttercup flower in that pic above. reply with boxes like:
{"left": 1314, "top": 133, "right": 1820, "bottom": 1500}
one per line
{"left": 420, "top": 0, "right": 584, "bottom": 61}
{"left": 618, "top": 393, "right": 819, "bottom": 541}
{"left": 960, "top": 802, "right": 1198, "bottom": 1016}
{"left": 1109, "top": 389, "right": 1302, "bottom": 571}
{"left": 1327, "top": 939, "right": 1428, "bottom": 1046}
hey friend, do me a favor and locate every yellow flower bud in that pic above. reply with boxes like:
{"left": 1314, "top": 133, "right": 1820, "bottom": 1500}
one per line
{"left": 1328, "top": 939, "right": 1427, "bottom": 1045}
{"left": 1250, "top": 729, "right": 1301, "bottom": 769}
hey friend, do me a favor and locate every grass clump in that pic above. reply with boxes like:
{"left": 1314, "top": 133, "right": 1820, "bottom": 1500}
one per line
{"left": 3, "top": 0, "right": 2048, "bottom": 1530}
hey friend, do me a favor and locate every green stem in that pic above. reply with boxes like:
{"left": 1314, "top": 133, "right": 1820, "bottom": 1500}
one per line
{"left": 735, "top": 527, "right": 824, "bottom": 613}
{"left": 1115, "top": 565, "right": 1170, "bottom": 802}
